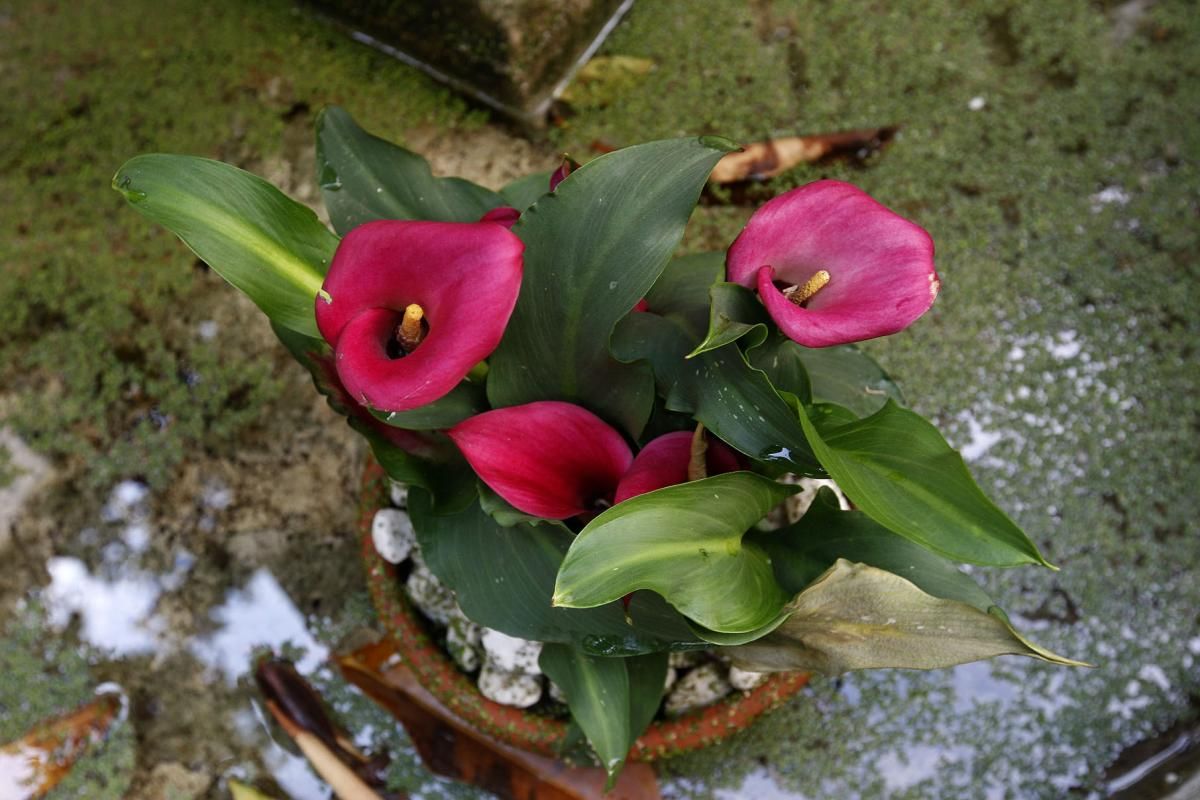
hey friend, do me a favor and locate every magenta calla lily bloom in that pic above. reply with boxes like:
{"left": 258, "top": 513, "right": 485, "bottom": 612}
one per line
{"left": 727, "top": 180, "right": 939, "bottom": 348}
{"left": 613, "top": 430, "right": 741, "bottom": 504}
{"left": 449, "top": 401, "right": 634, "bottom": 520}
{"left": 450, "top": 401, "right": 741, "bottom": 520}
{"left": 315, "top": 220, "right": 523, "bottom": 412}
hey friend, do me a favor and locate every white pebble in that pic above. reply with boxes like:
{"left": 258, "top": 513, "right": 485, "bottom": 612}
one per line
{"left": 389, "top": 481, "right": 409, "bottom": 508}
{"left": 968, "top": 95, "right": 986, "bottom": 111}
{"left": 446, "top": 609, "right": 483, "bottom": 673}
{"left": 729, "top": 666, "right": 768, "bottom": 692}
{"left": 372, "top": 508, "right": 414, "bottom": 564}
{"left": 786, "top": 477, "right": 851, "bottom": 522}
{"left": 478, "top": 663, "right": 542, "bottom": 708}
{"left": 668, "top": 650, "right": 704, "bottom": 670}
{"left": 663, "top": 666, "right": 678, "bottom": 693}
{"left": 405, "top": 562, "right": 456, "bottom": 626}
{"left": 481, "top": 629, "right": 543, "bottom": 675}
{"left": 664, "top": 662, "right": 733, "bottom": 717}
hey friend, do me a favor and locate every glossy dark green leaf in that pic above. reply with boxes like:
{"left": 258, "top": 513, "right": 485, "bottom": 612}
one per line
{"left": 726, "top": 560, "right": 1088, "bottom": 673}
{"left": 476, "top": 482, "right": 560, "bottom": 528}
{"left": 113, "top": 154, "right": 336, "bottom": 337}
{"left": 794, "top": 345, "right": 904, "bottom": 417}
{"left": 553, "top": 473, "right": 797, "bottom": 633}
{"left": 369, "top": 380, "right": 487, "bottom": 430}
{"left": 745, "top": 331, "right": 814, "bottom": 406}
{"left": 688, "top": 282, "right": 769, "bottom": 357}
{"left": 798, "top": 400, "right": 1053, "bottom": 567}
{"left": 499, "top": 171, "right": 553, "bottom": 212}
{"left": 750, "top": 488, "right": 997, "bottom": 607}
{"left": 644, "top": 252, "right": 726, "bottom": 340}
{"left": 612, "top": 311, "right": 822, "bottom": 474}
{"left": 315, "top": 106, "right": 503, "bottom": 234}
{"left": 409, "top": 491, "right": 704, "bottom": 654}
{"left": 487, "top": 137, "right": 735, "bottom": 438}
{"left": 539, "top": 646, "right": 667, "bottom": 787}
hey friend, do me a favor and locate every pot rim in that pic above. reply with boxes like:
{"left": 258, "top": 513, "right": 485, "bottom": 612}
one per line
{"left": 359, "top": 458, "right": 809, "bottom": 761}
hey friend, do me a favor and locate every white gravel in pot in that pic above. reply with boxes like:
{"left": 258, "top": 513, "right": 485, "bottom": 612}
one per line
{"left": 481, "top": 628, "right": 543, "bottom": 675}
{"left": 664, "top": 662, "right": 733, "bottom": 717}
{"left": 478, "top": 662, "right": 543, "bottom": 708}
{"left": 729, "top": 665, "right": 769, "bottom": 692}
{"left": 371, "top": 508, "right": 414, "bottom": 565}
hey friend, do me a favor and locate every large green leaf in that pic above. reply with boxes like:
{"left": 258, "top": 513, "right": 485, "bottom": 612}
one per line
{"left": 113, "top": 154, "right": 336, "bottom": 337}
{"left": 750, "top": 488, "right": 998, "bottom": 606}
{"left": 409, "top": 491, "right": 704, "bottom": 654}
{"left": 539, "top": 646, "right": 667, "bottom": 787}
{"left": 688, "top": 282, "right": 769, "bottom": 357}
{"left": 499, "top": 171, "right": 553, "bottom": 212}
{"left": 314, "top": 106, "right": 503, "bottom": 234}
{"left": 726, "top": 560, "right": 1088, "bottom": 673}
{"left": 798, "top": 400, "right": 1052, "bottom": 567}
{"left": 487, "top": 137, "right": 735, "bottom": 438}
{"left": 612, "top": 312, "right": 822, "bottom": 474}
{"left": 794, "top": 345, "right": 903, "bottom": 417}
{"left": 644, "top": 252, "right": 726, "bottom": 340}
{"left": 369, "top": 380, "right": 487, "bottom": 430}
{"left": 553, "top": 473, "right": 797, "bottom": 633}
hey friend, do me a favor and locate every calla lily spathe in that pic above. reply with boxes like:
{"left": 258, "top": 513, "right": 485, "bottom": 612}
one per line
{"left": 449, "top": 401, "right": 740, "bottom": 520}
{"left": 315, "top": 219, "right": 523, "bottom": 412}
{"left": 727, "top": 180, "right": 939, "bottom": 348}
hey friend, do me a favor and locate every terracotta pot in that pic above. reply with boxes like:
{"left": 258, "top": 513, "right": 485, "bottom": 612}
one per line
{"left": 359, "top": 458, "right": 810, "bottom": 760}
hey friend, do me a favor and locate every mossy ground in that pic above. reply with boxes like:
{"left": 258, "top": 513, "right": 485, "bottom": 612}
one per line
{"left": 1, "top": 0, "right": 1197, "bottom": 797}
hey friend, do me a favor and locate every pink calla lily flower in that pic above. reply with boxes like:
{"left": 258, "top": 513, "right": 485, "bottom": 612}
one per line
{"left": 315, "top": 220, "right": 523, "bottom": 413}
{"left": 727, "top": 180, "right": 939, "bottom": 348}
{"left": 613, "top": 430, "right": 741, "bottom": 504}
{"left": 449, "top": 401, "right": 634, "bottom": 519}
{"left": 449, "top": 401, "right": 741, "bottom": 520}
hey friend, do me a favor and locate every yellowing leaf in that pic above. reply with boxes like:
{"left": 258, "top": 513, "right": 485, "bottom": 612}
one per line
{"left": 727, "top": 560, "right": 1089, "bottom": 674}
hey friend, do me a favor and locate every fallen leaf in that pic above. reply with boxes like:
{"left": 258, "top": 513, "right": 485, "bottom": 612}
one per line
{"left": 229, "top": 780, "right": 278, "bottom": 800}
{"left": 708, "top": 127, "right": 898, "bottom": 183}
{"left": 254, "top": 659, "right": 389, "bottom": 799}
{"left": 0, "top": 691, "right": 122, "bottom": 800}
{"left": 727, "top": 559, "right": 1089, "bottom": 674}
{"left": 337, "top": 640, "right": 662, "bottom": 800}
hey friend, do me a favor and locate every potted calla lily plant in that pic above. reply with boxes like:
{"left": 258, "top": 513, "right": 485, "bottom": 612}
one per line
{"left": 114, "top": 106, "right": 1085, "bottom": 787}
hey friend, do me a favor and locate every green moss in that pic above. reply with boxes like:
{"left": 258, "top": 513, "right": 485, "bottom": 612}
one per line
{"left": 0, "top": 0, "right": 483, "bottom": 492}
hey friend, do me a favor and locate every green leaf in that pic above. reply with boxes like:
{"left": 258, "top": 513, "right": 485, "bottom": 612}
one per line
{"left": 499, "top": 171, "right": 553, "bottom": 212}
{"left": 745, "top": 332, "right": 814, "bottom": 406}
{"left": 726, "top": 560, "right": 1089, "bottom": 673}
{"left": 645, "top": 252, "right": 726, "bottom": 340}
{"left": 798, "top": 400, "right": 1052, "bottom": 567}
{"left": 113, "top": 154, "right": 336, "bottom": 337}
{"left": 688, "top": 282, "right": 769, "bottom": 357}
{"left": 315, "top": 106, "right": 502, "bottom": 234}
{"left": 612, "top": 311, "right": 822, "bottom": 474}
{"left": 750, "top": 487, "right": 998, "bottom": 607}
{"left": 487, "top": 137, "right": 735, "bottom": 438}
{"left": 553, "top": 473, "right": 797, "bottom": 633}
{"left": 409, "top": 491, "right": 704, "bottom": 654}
{"left": 539, "top": 646, "right": 668, "bottom": 787}
{"left": 369, "top": 380, "right": 487, "bottom": 430}
{"left": 477, "top": 482, "right": 560, "bottom": 528}
{"left": 794, "top": 345, "right": 903, "bottom": 417}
